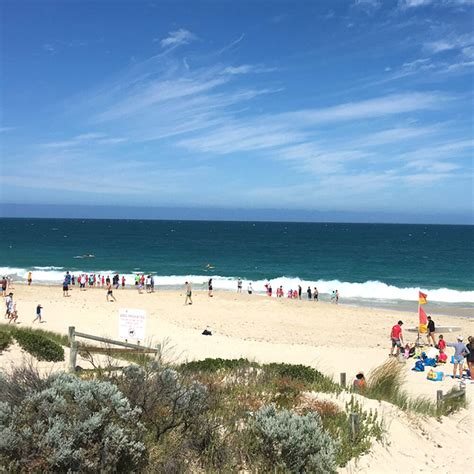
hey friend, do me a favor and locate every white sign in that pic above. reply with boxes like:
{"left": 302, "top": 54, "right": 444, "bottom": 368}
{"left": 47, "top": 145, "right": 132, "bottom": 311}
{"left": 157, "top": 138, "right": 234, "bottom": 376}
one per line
{"left": 119, "top": 308, "right": 146, "bottom": 340}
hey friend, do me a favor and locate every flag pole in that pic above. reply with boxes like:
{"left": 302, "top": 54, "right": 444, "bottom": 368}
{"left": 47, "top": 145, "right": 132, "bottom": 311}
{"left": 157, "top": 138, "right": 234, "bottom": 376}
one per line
{"left": 416, "top": 295, "right": 421, "bottom": 347}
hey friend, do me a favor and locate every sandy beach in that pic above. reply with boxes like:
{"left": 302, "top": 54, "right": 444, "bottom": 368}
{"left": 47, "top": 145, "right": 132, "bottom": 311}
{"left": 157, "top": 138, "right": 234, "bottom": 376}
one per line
{"left": 2, "top": 284, "right": 473, "bottom": 394}
{"left": 1, "top": 283, "right": 473, "bottom": 472}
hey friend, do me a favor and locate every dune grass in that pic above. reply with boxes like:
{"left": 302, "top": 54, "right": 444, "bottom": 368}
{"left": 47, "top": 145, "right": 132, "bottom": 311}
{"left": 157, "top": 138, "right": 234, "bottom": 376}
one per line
{"left": 363, "top": 359, "right": 467, "bottom": 417}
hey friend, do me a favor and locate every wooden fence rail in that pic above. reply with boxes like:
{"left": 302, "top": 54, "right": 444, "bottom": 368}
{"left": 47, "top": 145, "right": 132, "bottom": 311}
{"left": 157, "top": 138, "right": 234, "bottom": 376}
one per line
{"left": 68, "top": 326, "right": 159, "bottom": 372}
{"left": 436, "top": 386, "right": 466, "bottom": 411}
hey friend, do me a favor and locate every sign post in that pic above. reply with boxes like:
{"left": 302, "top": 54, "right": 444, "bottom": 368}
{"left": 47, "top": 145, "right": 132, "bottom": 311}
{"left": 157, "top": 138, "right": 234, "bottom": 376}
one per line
{"left": 118, "top": 308, "right": 146, "bottom": 341}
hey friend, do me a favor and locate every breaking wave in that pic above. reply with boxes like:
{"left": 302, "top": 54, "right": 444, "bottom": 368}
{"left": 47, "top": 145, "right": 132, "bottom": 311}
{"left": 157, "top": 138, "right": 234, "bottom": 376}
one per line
{"left": 0, "top": 266, "right": 472, "bottom": 304}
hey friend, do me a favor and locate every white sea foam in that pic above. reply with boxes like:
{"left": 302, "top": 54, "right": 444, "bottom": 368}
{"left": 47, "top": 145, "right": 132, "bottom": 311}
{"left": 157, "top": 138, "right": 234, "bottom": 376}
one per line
{"left": 0, "top": 266, "right": 472, "bottom": 303}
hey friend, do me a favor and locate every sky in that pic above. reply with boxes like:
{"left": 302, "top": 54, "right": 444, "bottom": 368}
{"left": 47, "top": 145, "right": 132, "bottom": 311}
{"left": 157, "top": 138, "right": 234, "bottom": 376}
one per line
{"left": 0, "top": 0, "right": 473, "bottom": 223}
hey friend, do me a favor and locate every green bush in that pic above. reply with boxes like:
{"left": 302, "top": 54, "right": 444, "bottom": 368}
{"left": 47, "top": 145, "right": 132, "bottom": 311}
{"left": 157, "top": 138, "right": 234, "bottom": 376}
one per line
{"left": 12, "top": 328, "right": 64, "bottom": 362}
{"left": 265, "top": 363, "right": 340, "bottom": 393}
{"left": 180, "top": 358, "right": 256, "bottom": 373}
{"left": 0, "top": 371, "right": 147, "bottom": 472}
{"left": 0, "top": 331, "right": 13, "bottom": 351}
{"left": 252, "top": 404, "right": 338, "bottom": 473}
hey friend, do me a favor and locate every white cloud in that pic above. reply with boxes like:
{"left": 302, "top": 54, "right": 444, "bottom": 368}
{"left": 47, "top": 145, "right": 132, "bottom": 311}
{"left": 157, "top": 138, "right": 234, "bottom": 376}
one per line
{"left": 399, "top": 0, "right": 474, "bottom": 7}
{"left": 279, "top": 92, "right": 446, "bottom": 125}
{"left": 41, "top": 133, "right": 126, "bottom": 149}
{"left": 358, "top": 126, "right": 438, "bottom": 147}
{"left": 217, "top": 33, "right": 245, "bottom": 55}
{"left": 42, "top": 43, "right": 56, "bottom": 53}
{"left": 159, "top": 29, "right": 197, "bottom": 49}
{"left": 399, "top": 0, "right": 433, "bottom": 7}
{"left": 354, "top": 0, "right": 381, "bottom": 7}
{"left": 0, "top": 127, "right": 14, "bottom": 133}
{"left": 221, "top": 64, "right": 276, "bottom": 75}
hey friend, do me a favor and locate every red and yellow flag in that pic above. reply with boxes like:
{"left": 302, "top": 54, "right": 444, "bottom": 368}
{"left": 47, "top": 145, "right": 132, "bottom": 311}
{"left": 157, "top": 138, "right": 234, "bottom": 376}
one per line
{"left": 419, "top": 305, "right": 428, "bottom": 334}
{"left": 419, "top": 291, "right": 428, "bottom": 305}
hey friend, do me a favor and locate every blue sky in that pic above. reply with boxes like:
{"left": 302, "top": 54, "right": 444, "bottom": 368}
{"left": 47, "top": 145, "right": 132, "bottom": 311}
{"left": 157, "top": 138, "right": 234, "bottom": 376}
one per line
{"left": 1, "top": 0, "right": 473, "bottom": 223}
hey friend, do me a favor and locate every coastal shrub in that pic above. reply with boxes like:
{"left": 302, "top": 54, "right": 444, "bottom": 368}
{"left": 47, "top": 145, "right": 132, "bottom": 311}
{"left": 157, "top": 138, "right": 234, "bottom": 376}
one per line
{"left": 0, "top": 330, "right": 12, "bottom": 351}
{"left": 0, "top": 372, "right": 147, "bottom": 472}
{"left": 265, "top": 362, "right": 340, "bottom": 393}
{"left": 252, "top": 404, "right": 338, "bottom": 473}
{"left": 180, "top": 357, "right": 256, "bottom": 373}
{"left": 12, "top": 328, "right": 64, "bottom": 362}
{"left": 111, "top": 362, "right": 209, "bottom": 441}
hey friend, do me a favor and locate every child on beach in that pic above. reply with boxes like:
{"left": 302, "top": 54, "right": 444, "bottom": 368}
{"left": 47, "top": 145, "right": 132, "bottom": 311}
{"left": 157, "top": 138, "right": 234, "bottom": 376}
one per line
{"left": 106, "top": 283, "right": 116, "bottom": 302}
{"left": 8, "top": 302, "right": 18, "bottom": 324}
{"left": 353, "top": 372, "right": 366, "bottom": 392}
{"left": 437, "top": 334, "right": 447, "bottom": 364}
{"left": 62, "top": 279, "right": 69, "bottom": 297}
{"left": 33, "top": 304, "right": 43, "bottom": 323}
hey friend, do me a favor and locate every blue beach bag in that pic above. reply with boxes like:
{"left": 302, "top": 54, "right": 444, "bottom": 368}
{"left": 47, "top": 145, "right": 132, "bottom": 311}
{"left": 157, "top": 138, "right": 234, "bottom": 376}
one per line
{"left": 413, "top": 360, "right": 425, "bottom": 372}
{"left": 424, "top": 358, "right": 437, "bottom": 367}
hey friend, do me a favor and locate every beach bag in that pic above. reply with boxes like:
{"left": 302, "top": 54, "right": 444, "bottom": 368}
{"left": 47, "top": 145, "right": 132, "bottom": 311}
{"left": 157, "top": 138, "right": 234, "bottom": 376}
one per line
{"left": 424, "top": 358, "right": 437, "bottom": 367}
{"left": 427, "top": 370, "right": 443, "bottom": 382}
{"left": 438, "top": 352, "right": 447, "bottom": 363}
{"left": 413, "top": 360, "right": 425, "bottom": 372}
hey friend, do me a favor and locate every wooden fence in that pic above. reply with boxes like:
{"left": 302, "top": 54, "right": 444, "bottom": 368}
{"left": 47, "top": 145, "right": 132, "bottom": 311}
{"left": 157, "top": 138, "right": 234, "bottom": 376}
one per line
{"left": 68, "top": 326, "right": 159, "bottom": 372}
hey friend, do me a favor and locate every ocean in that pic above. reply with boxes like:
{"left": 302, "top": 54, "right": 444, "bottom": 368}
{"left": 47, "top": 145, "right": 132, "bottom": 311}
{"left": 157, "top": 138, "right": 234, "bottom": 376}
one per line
{"left": 1, "top": 218, "right": 473, "bottom": 311}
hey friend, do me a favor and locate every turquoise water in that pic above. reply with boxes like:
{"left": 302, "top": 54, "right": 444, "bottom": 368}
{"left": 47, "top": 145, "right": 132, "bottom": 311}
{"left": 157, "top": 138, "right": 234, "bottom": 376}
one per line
{"left": 0, "top": 218, "right": 473, "bottom": 304}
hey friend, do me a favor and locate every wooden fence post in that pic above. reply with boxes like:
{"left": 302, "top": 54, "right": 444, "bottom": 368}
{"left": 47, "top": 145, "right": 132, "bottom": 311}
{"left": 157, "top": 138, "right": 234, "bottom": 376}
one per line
{"left": 436, "top": 390, "right": 443, "bottom": 411}
{"left": 340, "top": 372, "right": 347, "bottom": 387}
{"left": 68, "top": 326, "right": 77, "bottom": 373}
{"left": 350, "top": 412, "right": 359, "bottom": 440}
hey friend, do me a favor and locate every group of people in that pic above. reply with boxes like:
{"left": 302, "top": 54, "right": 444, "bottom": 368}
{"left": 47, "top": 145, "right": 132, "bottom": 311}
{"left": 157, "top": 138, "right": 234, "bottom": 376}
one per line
{"left": 262, "top": 283, "right": 338, "bottom": 302}
{"left": 56, "top": 271, "right": 159, "bottom": 301}
{"left": 3, "top": 292, "right": 44, "bottom": 324}
{"left": 389, "top": 319, "right": 474, "bottom": 381}
{"left": 1, "top": 276, "right": 13, "bottom": 296}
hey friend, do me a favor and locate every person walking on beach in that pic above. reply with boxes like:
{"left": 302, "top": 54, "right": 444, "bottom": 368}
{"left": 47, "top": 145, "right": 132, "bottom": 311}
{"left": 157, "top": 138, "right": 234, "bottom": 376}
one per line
{"left": 390, "top": 320, "right": 404, "bottom": 357}
{"left": 237, "top": 279, "right": 242, "bottom": 293}
{"left": 5, "top": 293, "right": 13, "bottom": 319}
{"left": 122, "top": 275, "right": 126, "bottom": 288}
{"left": 313, "top": 287, "right": 319, "bottom": 301}
{"left": 208, "top": 278, "right": 213, "bottom": 297}
{"left": 427, "top": 316, "right": 436, "bottom": 346}
{"left": 307, "top": 286, "right": 312, "bottom": 300}
{"left": 63, "top": 278, "right": 69, "bottom": 297}
{"left": 185, "top": 281, "right": 193, "bottom": 305}
{"left": 106, "top": 283, "right": 117, "bottom": 302}
{"left": 298, "top": 285, "right": 302, "bottom": 300}
{"left": 247, "top": 282, "right": 253, "bottom": 295}
{"left": 1, "top": 277, "right": 7, "bottom": 297}
{"left": 27, "top": 271, "right": 32, "bottom": 286}
{"left": 33, "top": 304, "right": 43, "bottom": 323}
{"left": 447, "top": 336, "right": 469, "bottom": 380}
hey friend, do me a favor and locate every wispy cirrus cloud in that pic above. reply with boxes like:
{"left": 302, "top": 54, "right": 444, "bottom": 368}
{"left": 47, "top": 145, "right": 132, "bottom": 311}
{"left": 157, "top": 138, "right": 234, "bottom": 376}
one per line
{"left": 221, "top": 64, "right": 276, "bottom": 75}
{"left": 41, "top": 132, "right": 127, "bottom": 149}
{"left": 158, "top": 29, "right": 197, "bottom": 48}
{"left": 399, "top": 0, "right": 474, "bottom": 8}
{"left": 424, "top": 34, "right": 473, "bottom": 54}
